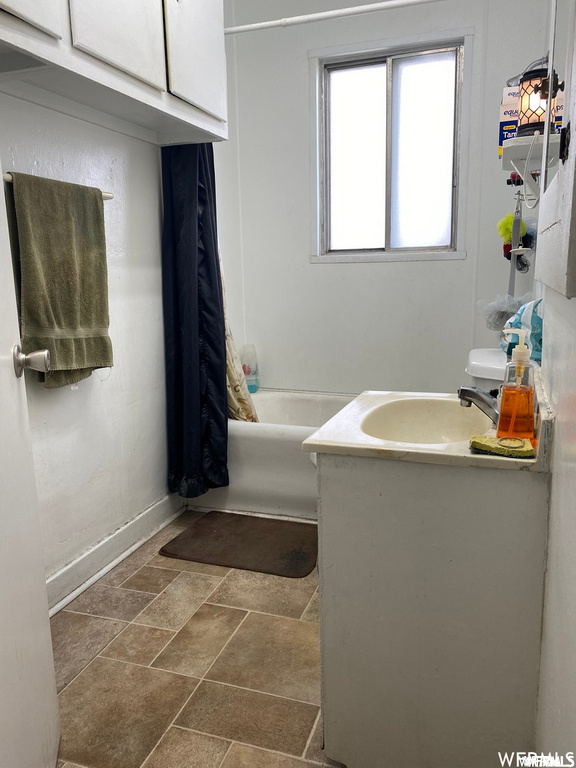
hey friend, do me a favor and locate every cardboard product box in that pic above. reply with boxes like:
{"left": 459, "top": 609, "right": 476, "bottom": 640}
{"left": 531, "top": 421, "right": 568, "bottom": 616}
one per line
{"left": 499, "top": 85, "right": 520, "bottom": 157}
{"left": 555, "top": 89, "right": 564, "bottom": 133}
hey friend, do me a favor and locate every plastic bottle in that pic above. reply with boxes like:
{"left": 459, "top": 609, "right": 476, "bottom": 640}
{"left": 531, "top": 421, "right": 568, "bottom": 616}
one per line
{"left": 496, "top": 328, "right": 535, "bottom": 440}
{"left": 240, "top": 344, "right": 259, "bottom": 394}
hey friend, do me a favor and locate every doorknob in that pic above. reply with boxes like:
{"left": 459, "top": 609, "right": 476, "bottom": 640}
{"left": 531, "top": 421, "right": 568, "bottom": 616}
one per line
{"left": 13, "top": 345, "right": 50, "bottom": 378}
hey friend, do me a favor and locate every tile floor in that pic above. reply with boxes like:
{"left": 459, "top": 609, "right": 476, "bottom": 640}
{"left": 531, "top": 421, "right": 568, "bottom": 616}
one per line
{"left": 51, "top": 510, "right": 343, "bottom": 768}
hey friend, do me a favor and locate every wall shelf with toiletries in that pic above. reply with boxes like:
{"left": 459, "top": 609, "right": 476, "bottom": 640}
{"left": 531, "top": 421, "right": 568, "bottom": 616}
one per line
{"left": 502, "top": 134, "right": 560, "bottom": 176}
{"left": 535, "top": 0, "right": 576, "bottom": 298}
{"left": 0, "top": 0, "right": 227, "bottom": 146}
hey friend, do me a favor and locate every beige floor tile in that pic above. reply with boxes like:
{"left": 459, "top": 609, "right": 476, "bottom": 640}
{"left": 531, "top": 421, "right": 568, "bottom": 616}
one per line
{"left": 133, "top": 571, "right": 223, "bottom": 630}
{"left": 173, "top": 509, "right": 210, "bottom": 527}
{"left": 50, "top": 610, "right": 126, "bottom": 693}
{"left": 208, "top": 569, "right": 318, "bottom": 619}
{"left": 100, "top": 624, "right": 175, "bottom": 665}
{"left": 142, "top": 726, "right": 229, "bottom": 768}
{"left": 66, "top": 583, "right": 156, "bottom": 621}
{"left": 58, "top": 656, "right": 199, "bottom": 768}
{"left": 147, "top": 553, "right": 230, "bottom": 577}
{"left": 146, "top": 523, "right": 188, "bottom": 545}
{"left": 98, "top": 549, "right": 155, "bottom": 588}
{"left": 305, "top": 715, "right": 346, "bottom": 766}
{"left": 207, "top": 612, "right": 321, "bottom": 705}
{"left": 176, "top": 681, "right": 318, "bottom": 756}
{"left": 152, "top": 603, "right": 246, "bottom": 677}
{"left": 221, "top": 743, "right": 311, "bottom": 768}
{"left": 99, "top": 524, "right": 186, "bottom": 587}
{"left": 301, "top": 592, "right": 319, "bottom": 622}
{"left": 120, "top": 565, "right": 179, "bottom": 593}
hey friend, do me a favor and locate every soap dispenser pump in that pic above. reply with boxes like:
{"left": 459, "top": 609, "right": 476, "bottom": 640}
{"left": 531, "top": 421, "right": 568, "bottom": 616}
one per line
{"left": 497, "top": 328, "right": 535, "bottom": 439}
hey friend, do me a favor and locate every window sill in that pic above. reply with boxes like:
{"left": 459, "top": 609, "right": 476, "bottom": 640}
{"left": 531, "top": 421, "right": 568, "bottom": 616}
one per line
{"left": 310, "top": 250, "right": 467, "bottom": 264}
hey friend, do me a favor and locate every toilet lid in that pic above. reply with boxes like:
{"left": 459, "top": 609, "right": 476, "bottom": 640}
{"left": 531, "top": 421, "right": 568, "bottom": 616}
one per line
{"left": 465, "top": 348, "right": 507, "bottom": 380}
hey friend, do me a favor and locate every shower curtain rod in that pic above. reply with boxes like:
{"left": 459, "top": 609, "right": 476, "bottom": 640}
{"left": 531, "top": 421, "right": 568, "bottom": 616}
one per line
{"left": 224, "top": 0, "right": 445, "bottom": 35}
{"left": 2, "top": 172, "right": 114, "bottom": 200}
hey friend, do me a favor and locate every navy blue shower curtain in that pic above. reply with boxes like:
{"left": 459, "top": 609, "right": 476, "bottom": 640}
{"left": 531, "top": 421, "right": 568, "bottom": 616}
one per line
{"left": 161, "top": 144, "right": 229, "bottom": 498}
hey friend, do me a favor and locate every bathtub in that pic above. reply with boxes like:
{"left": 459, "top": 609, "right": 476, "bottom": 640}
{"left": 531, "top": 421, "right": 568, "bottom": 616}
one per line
{"left": 190, "top": 389, "right": 353, "bottom": 520}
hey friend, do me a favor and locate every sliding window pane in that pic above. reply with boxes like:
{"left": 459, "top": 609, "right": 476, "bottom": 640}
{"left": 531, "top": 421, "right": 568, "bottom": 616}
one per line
{"left": 329, "top": 64, "right": 386, "bottom": 250}
{"left": 390, "top": 50, "right": 456, "bottom": 249}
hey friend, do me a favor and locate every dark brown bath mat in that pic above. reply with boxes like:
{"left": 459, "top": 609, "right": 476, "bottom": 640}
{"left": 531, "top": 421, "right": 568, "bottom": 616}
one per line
{"left": 159, "top": 511, "right": 318, "bottom": 578}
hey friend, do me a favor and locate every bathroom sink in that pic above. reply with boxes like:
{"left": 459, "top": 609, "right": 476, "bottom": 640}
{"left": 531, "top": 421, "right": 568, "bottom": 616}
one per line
{"left": 303, "top": 387, "right": 547, "bottom": 469}
{"left": 360, "top": 397, "right": 493, "bottom": 444}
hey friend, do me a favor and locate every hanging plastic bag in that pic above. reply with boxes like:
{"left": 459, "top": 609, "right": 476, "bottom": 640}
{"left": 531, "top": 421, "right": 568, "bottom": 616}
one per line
{"left": 477, "top": 292, "right": 533, "bottom": 331}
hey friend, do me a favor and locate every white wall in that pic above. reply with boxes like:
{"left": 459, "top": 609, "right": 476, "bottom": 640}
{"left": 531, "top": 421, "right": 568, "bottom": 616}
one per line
{"left": 536, "top": 286, "right": 576, "bottom": 752}
{"left": 216, "top": 0, "right": 543, "bottom": 395}
{"left": 534, "top": 4, "right": 576, "bottom": 748}
{"left": 0, "top": 94, "right": 180, "bottom": 605}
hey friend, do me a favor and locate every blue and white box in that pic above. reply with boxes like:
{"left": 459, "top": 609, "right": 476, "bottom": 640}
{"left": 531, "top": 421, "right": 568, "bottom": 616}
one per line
{"left": 499, "top": 86, "right": 519, "bottom": 157}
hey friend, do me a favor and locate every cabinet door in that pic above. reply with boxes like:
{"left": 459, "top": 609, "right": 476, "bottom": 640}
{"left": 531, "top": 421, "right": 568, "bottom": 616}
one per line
{"left": 69, "top": 0, "right": 166, "bottom": 91}
{"left": 0, "top": 0, "right": 64, "bottom": 38}
{"left": 164, "top": 0, "right": 227, "bottom": 121}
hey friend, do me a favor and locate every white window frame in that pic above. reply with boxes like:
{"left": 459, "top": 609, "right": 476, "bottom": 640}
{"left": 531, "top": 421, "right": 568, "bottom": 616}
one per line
{"left": 309, "top": 32, "right": 473, "bottom": 264}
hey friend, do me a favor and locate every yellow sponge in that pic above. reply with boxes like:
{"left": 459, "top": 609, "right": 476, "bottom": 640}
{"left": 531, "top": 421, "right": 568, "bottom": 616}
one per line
{"left": 470, "top": 434, "right": 535, "bottom": 458}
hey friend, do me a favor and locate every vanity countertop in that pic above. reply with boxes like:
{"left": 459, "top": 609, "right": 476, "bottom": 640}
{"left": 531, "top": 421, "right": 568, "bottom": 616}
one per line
{"left": 302, "top": 375, "right": 552, "bottom": 472}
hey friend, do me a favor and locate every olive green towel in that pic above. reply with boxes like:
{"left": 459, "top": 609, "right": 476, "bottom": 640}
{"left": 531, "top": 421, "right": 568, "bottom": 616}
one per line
{"left": 9, "top": 172, "right": 113, "bottom": 388}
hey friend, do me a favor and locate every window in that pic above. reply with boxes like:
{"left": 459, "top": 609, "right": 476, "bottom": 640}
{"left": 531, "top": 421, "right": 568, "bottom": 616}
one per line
{"left": 314, "top": 43, "right": 464, "bottom": 261}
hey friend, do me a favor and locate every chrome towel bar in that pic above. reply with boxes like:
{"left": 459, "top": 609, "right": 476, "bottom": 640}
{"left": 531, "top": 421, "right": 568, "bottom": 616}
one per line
{"left": 2, "top": 172, "right": 113, "bottom": 200}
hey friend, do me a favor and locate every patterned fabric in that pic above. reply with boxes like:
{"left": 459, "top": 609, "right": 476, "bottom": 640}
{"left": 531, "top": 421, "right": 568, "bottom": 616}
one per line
{"left": 219, "top": 250, "right": 258, "bottom": 423}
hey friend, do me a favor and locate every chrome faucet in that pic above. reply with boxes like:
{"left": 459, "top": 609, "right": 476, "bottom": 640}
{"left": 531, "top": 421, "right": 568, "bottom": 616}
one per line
{"left": 457, "top": 386, "right": 500, "bottom": 427}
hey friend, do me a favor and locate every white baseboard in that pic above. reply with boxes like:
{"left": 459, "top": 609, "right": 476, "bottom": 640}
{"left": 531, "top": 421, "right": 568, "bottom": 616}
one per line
{"left": 185, "top": 502, "right": 316, "bottom": 524}
{"left": 47, "top": 494, "right": 184, "bottom": 610}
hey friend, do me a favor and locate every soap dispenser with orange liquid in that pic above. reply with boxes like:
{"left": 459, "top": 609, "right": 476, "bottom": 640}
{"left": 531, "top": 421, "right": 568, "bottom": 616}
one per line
{"left": 497, "top": 328, "right": 535, "bottom": 441}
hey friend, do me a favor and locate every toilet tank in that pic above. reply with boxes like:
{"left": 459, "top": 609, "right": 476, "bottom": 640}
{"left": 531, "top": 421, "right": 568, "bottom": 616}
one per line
{"left": 466, "top": 348, "right": 507, "bottom": 391}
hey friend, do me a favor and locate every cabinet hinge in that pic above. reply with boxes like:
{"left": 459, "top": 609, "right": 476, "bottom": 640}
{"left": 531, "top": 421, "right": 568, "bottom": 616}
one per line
{"left": 560, "top": 121, "right": 571, "bottom": 165}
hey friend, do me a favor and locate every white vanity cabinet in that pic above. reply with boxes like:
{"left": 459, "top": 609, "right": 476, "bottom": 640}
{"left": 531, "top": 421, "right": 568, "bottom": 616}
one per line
{"left": 68, "top": 0, "right": 167, "bottom": 91}
{"left": 303, "top": 390, "right": 552, "bottom": 768}
{"left": 314, "top": 453, "right": 549, "bottom": 768}
{"left": 164, "top": 0, "right": 227, "bottom": 122}
{"left": 0, "top": 0, "right": 64, "bottom": 39}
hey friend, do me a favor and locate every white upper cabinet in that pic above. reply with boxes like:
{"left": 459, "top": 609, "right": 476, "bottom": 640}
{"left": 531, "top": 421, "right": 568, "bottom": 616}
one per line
{"left": 69, "top": 0, "right": 167, "bottom": 91}
{"left": 0, "top": 0, "right": 64, "bottom": 38}
{"left": 164, "top": 0, "right": 227, "bottom": 122}
{"left": 0, "top": 0, "right": 227, "bottom": 142}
